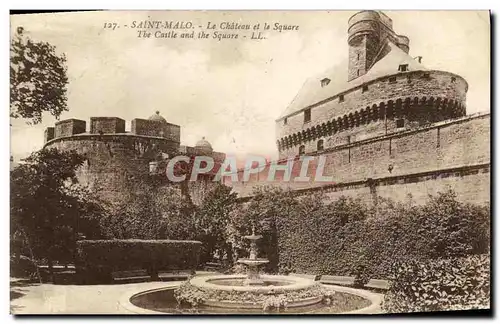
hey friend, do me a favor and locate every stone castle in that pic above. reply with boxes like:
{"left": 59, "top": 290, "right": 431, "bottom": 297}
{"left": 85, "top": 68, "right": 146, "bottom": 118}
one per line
{"left": 44, "top": 11, "right": 490, "bottom": 207}
{"left": 226, "top": 10, "right": 490, "bottom": 205}
{"left": 43, "top": 111, "right": 225, "bottom": 205}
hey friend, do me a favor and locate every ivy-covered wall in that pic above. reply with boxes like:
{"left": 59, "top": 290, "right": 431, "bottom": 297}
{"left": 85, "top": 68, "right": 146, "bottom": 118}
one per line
{"left": 273, "top": 189, "right": 490, "bottom": 280}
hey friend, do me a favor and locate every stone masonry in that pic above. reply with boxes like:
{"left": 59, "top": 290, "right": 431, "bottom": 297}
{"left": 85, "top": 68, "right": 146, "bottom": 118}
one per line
{"left": 226, "top": 10, "right": 490, "bottom": 206}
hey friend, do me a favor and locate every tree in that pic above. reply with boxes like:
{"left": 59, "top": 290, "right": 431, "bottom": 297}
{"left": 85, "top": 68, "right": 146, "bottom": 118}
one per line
{"left": 229, "top": 186, "right": 297, "bottom": 273}
{"left": 10, "top": 26, "right": 68, "bottom": 124}
{"left": 10, "top": 148, "right": 104, "bottom": 280}
{"left": 195, "top": 183, "right": 238, "bottom": 265}
{"left": 100, "top": 185, "right": 198, "bottom": 241}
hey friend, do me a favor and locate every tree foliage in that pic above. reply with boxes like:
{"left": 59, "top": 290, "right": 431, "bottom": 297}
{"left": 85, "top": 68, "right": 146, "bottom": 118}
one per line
{"left": 228, "top": 187, "right": 490, "bottom": 279}
{"left": 195, "top": 183, "right": 238, "bottom": 264}
{"left": 10, "top": 148, "right": 104, "bottom": 268}
{"left": 10, "top": 26, "right": 68, "bottom": 124}
{"left": 383, "top": 254, "right": 490, "bottom": 313}
{"left": 226, "top": 186, "right": 297, "bottom": 272}
{"left": 100, "top": 185, "right": 197, "bottom": 241}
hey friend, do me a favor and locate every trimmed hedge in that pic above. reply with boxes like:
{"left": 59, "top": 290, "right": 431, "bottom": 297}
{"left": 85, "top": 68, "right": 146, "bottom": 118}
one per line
{"left": 383, "top": 254, "right": 490, "bottom": 313}
{"left": 274, "top": 190, "right": 490, "bottom": 281}
{"left": 76, "top": 239, "right": 201, "bottom": 283}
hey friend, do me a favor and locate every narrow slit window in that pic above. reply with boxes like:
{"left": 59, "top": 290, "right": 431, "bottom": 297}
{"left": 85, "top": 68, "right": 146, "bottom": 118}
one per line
{"left": 304, "top": 108, "right": 311, "bottom": 123}
{"left": 362, "top": 85, "right": 368, "bottom": 93}
{"left": 339, "top": 94, "right": 344, "bottom": 102}
{"left": 299, "top": 145, "right": 305, "bottom": 156}
{"left": 317, "top": 139, "right": 324, "bottom": 151}
{"left": 283, "top": 118, "right": 287, "bottom": 125}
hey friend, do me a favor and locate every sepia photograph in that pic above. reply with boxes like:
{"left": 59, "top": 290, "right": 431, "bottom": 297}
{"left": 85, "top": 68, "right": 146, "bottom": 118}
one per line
{"left": 9, "top": 9, "right": 490, "bottom": 315}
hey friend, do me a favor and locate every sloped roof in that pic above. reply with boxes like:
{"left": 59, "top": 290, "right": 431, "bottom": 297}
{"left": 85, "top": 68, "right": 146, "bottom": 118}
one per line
{"left": 278, "top": 42, "right": 427, "bottom": 119}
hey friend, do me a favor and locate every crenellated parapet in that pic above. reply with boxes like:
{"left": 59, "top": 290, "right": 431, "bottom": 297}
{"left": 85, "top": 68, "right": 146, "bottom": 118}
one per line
{"left": 42, "top": 112, "right": 223, "bottom": 206}
{"left": 276, "top": 69, "right": 468, "bottom": 158}
{"left": 44, "top": 113, "right": 181, "bottom": 145}
{"left": 277, "top": 95, "right": 467, "bottom": 156}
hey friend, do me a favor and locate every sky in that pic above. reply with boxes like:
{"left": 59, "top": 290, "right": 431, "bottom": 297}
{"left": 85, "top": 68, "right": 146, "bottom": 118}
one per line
{"left": 10, "top": 10, "right": 490, "bottom": 162}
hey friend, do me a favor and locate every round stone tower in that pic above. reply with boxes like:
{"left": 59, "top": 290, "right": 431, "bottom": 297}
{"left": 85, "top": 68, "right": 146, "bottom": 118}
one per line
{"left": 348, "top": 10, "right": 410, "bottom": 81}
{"left": 43, "top": 112, "right": 181, "bottom": 205}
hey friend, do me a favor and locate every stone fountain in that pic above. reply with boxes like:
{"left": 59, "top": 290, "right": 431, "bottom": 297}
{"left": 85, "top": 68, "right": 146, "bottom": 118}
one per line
{"left": 237, "top": 226, "right": 269, "bottom": 286}
{"left": 124, "top": 227, "right": 378, "bottom": 314}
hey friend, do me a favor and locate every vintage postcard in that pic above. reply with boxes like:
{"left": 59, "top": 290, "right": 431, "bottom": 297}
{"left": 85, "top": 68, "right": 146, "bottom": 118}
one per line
{"left": 10, "top": 10, "right": 490, "bottom": 315}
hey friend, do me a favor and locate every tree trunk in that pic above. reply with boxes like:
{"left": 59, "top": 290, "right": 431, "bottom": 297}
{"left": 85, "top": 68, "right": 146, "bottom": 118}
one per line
{"left": 22, "top": 231, "right": 42, "bottom": 284}
{"left": 47, "top": 257, "right": 55, "bottom": 284}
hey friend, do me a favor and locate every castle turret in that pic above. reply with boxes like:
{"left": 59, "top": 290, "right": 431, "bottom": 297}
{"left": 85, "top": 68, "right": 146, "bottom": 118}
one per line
{"left": 348, "top": 11, "right": 411, "bottom": 81}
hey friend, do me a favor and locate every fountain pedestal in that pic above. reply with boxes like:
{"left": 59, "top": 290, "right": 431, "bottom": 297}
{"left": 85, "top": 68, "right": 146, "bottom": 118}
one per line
{"left": 237, "top": 227, "right": 269, "bottom": 286}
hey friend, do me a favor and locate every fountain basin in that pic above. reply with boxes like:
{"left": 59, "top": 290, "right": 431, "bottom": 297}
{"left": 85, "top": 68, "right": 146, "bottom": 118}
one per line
{"left": 236, "top": 258, "right": 269, "bottom": 266}
{"left": 122, "top": 282, "right": 383, "bottom": 314}
{"left": 243, "top": 234, "right": 262, "bottom": 240}
{"left": 172, "top": 274, "right": 337, "bottom": 311}
{"left": 190, "top": 274, "right": 314, "bottom": 292}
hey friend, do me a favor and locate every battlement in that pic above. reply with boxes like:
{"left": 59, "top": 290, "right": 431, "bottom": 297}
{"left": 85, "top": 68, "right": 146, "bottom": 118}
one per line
{"left": 45, "top": 115, "right": 181, "bottom": 144}
{"left": 90, "top": 117, "right": 125, "bottom": 134}
{"left": 54, "top": 119, "right": 86, "bottom": 138}
{"left": 131, "top": 118, "right": 180, "bottom": 141}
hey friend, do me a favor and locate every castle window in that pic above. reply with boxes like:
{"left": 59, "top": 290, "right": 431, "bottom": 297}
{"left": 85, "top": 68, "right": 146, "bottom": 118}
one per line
{"left": 357, "top": 69, "right": 360, "bottom": 76}
{"left": 299, "top": 145, "right": 305, "bottom": 156}
{"left": 317, "top": 139, "right": 324, "bottom": 151}
{"left": 321, "top": 78, "right": 331, "bottom": 87}
{"left": 357, "top": 53, "right": 360, "bottom": 60}
{"left": 284, "top": 117, "right": 287, "bottom": 125}
{"left": 398, "top": 64, "right": 408, "bottom": 72}
{"left": 396, "top": 118, "right": 405, "bottom": 128}
{"left": 304, "top": 108, "right": 311, "bottom": 123}
{"left": 362, "top": 85, "right": 368, "bottom": 93}
{"left": 389, "top": 76, "right": 397, "bottom": 83}
{"left": 451, "top": 76, "right": 456, "bottom": 83}
{"left": 339, "top": 94, "right": 344, "bottom": 102}
{"left": 407, "top": 75, "right": 412, "bottom": 83}
{"left": 422, "top": 73, "right": 430, "bottom": 79}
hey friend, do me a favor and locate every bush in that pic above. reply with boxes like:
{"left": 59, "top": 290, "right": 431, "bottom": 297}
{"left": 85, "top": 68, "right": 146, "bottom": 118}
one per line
{"left": 10, "top": 255, "right": 37, "bottom": 278}
{"left": 382, "top": 254, "right": 490, "bottom": 313}
{"left": 274, "top": 190, "right": 490, "bottom": 280}
{"left": 76, "top": 239, "right": 201, "bottom": 283}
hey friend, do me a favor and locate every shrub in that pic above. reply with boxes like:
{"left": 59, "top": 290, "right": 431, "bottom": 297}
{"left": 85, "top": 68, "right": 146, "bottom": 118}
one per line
{"left": 10, "top": 255, "right": 37, "bottom": 278}
{"left": 274, "top": 189, "right": 490, "bottom": 280}
{"left": 76, "top": 239, "right": 201, "bottom": 282}
{"left": 382, "top": 254, "right": 490, "bottom": 313}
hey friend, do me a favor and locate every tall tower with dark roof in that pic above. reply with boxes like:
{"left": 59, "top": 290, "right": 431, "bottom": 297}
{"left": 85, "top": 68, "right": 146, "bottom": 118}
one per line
{"left": 348, "top": 11, "right": 410, "bottom": 81}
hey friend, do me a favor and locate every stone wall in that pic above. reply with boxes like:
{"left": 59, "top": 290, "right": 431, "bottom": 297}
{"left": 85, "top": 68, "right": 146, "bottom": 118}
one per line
{"left": 90, "top": 117, "right": 125, "bottom": 134}
{"left": 277, "top": 70, "right": 468, "bottom": 142}
{"left": 44, "top": 134, "right": 180, "bottom": 205}
{"left": 229, "top": 113, "right": 490, "bottom": 205}
{"left": 54, "top": 119, "right": 86, "bottom": 138}
{"left": 131, "top": 118, "right": 181, "bottom": 142}
{"left": 44, "top": 133, "right": 224, "bottom": 207}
